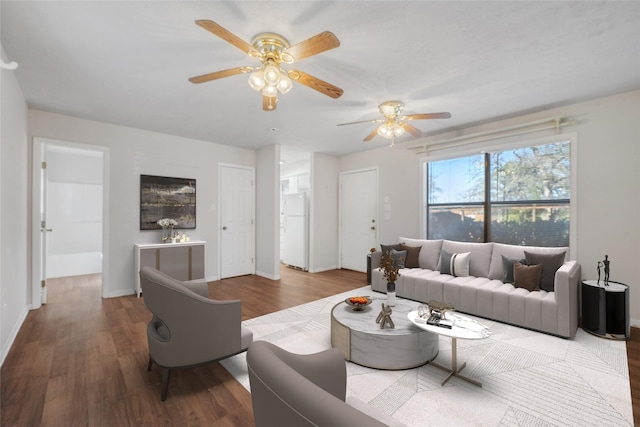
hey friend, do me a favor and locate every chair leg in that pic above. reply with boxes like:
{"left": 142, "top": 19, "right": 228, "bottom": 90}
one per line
{"left": 147, "top": 357, "right": 153, "bottom": 372}
{"left": 161, "top": 367, "right": 171, "bottom": 401}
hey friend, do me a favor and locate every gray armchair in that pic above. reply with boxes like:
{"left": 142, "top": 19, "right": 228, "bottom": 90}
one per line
{"left": 139, "top": 266, "right": 253, "bottom": 401}
{"left": 247, "top": 341, "right": 389, "bottom": 427}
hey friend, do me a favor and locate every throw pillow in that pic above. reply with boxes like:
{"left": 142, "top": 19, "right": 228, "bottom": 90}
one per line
{"left": 390, "top": 249, "right": 407, "bottom": 269}
{"left": 399, "top": 243, "right": 422, "bottom": 268}
{"left": 380, "top": 243, "right": 403, "bottom": 254}
{"left": 439, "top": 250, "right": 470, "bottom": 277}
{"left": 501, "top": 255, "right": 527, "bottom": 284}
{"left": 524, "top": 251, "right": 566, "bottom": 292}
{"left": 513, "top": 261, "right": 542, "bottom": 291}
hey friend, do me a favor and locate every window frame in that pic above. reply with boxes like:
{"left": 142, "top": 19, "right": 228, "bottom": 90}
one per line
{"left": 420, "top": 132, "right": 578, "bottom": 254}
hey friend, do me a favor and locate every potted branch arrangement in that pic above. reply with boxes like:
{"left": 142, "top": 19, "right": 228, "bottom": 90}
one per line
{"left": 379, "top": 251, "right": 402, "bottom": 306}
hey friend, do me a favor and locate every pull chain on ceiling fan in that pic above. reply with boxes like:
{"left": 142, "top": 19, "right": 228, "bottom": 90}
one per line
{"left": 189, "top": 20, "right": 344, "bottom": 111}
{"left": 338, "top": 101, "right": 451, "bottom": 145}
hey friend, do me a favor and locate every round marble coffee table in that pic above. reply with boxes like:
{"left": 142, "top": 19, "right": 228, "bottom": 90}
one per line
{"left": 330, "top": 296, "right": 439, "bottom": 370}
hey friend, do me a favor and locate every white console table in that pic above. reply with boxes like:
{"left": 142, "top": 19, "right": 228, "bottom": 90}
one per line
{"left": 134, "top": 241, "right": 206, "bottom": 297}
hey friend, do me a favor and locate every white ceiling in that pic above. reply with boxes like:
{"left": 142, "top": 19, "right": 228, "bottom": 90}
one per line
{"left": 2, "top": 1, "right": 639, "bottom": 162}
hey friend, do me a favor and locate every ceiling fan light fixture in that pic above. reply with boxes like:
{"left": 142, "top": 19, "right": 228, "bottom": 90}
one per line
{"left": 377, "top": 121, "right": 405, "bottom": 139}
{"left": 248, "top": 70, "right": 266, "bottom": 91}
{"left": 277, "top": 74, "right": 293, "bottom": 94}
{"left": 262, "top": 84, "right": 278, "bottom": 97}
{"left": 392, "top": 122, "right": 404, "bottom": 137}
{"left": 263, "top": 63, "right": 281, "bottom": 85}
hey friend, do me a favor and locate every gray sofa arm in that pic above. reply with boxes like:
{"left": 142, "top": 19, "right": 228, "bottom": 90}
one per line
{"left": 554, "top": 260, "right": 581, "bottom": 338}
{"left": 370, "top": 251, "right": 382, "bottom": 271}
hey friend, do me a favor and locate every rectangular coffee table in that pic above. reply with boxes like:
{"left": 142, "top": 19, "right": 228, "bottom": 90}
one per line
{"left": 408, "top": 310, "right": 491, "bottom": 387}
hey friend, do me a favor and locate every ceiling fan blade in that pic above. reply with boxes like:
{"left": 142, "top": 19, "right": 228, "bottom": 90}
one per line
{"left": 403, "top": 112, "right": 451, "bottom": 121}
{"left": 403, "top": 123, "right": 424, "bottom": 138}
{"left": 337, "top": 118, "right": 384, "bottom": 126}
{"left": 288, "top": 69, "right": 343, "bottom": 99}
{"left": 363, "top": 127, "right": 379, "bottom": 142}
{"left": 263, "top": 95, "right": 277, "bottom": 111}
{"left": 284, "top": 31, "right": 340, "bottom": 62}
{"left": 195, "top": 20, "right": 258, "bottom": 56}
{"left": 188, "top": 67, "right": 249, "bottom": 84}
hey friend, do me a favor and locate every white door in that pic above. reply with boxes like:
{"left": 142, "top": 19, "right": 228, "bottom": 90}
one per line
{"left": 340, "top": 169, "right": 378, "bottom": 272}
{"left": 219, "top": 165, "right": 255, "bottom": 278}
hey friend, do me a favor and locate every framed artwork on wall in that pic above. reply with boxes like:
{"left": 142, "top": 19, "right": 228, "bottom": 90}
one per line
{"left": 140, "top": 174, "right": 196, "bottom": 230}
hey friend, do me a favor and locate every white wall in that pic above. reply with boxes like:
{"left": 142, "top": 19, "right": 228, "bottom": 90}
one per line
{"left": 28, "top": 110, "right": 257, "bottom": 299}
{"left": 1, "top": 46, "right": 30, "bottom": 364}
{"left": 309, "top": 153, "right": 339, "bottom": 272}
{"left": 339, "top": 90, "right": 640, "bottom": 326}
{"left": 255, "top": 144, "right": 280, "bottom": 280}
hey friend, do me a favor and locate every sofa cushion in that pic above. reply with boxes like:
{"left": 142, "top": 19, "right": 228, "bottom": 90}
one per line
{"left": 390, "top": 249, "right": 407, "bottom": 269}
{"left": 513, "top": 261, "right": 541, "bottom": 291}
{"left": 440, "top": 250, "right": 470, "bottom": 277}
{"left": 441, "top": 241, "right": 493, "bottom": 278}
{"left": 380, "top": 243, "right": 403, "bottom": 254}
{"left": 501, "top": 255, "right": 526, "bottom": 284}
{"left": 399, "top": 243, "right": 421, "bottom": 268}
{"left": 399, "top": 238, "right": 442, "bottom": 270}
{"left": 524, "top": 251, "right": 566, "bottom": 292}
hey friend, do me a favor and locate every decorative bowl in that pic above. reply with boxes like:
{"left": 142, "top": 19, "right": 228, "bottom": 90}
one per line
{"left": 345, "top": 296, "right": 372, "bottom": 311}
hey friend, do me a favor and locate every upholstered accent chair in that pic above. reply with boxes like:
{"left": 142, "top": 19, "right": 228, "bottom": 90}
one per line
{"left": 139, "top": 266, "right": 253, "bottom": 401}
{"left": 247, "top": 341, "right": 389, "bottom": 427}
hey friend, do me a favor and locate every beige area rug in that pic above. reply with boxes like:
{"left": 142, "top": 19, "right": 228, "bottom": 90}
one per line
{"left": 220, "top": 287, "right": 633, "bottom": 426}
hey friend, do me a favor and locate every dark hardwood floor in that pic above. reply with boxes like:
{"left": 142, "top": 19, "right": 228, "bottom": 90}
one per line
{"left": 1, "top": 268, "right": 638, "bottom": 426}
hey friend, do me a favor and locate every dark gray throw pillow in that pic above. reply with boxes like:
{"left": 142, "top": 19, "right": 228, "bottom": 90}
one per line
{"left": 390, "top": 249, "right": 407, "bottom": 269}
{"left": 501, "top": 255, "right": 527, "bottom": 284}
{"left": 381, "top": 243, "right": 403, "bottom": 254}
{"left": 524, "top": 251, "right": 566, "bottom": 292}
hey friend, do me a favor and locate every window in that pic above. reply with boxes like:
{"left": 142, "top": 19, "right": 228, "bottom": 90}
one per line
{"left": 425, "top": 141, "right": 570, "bottom": 246}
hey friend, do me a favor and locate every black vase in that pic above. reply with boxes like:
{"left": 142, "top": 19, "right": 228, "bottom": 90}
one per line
{"left": 387, "top": 281, "right": 396, "bottom": 293}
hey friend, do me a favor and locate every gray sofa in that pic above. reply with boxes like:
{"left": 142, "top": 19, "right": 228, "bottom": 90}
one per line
{"left": 371, "top": 238, "right": 581, "bottom": 338}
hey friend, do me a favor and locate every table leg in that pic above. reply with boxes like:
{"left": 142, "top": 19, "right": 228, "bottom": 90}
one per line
{"left": 428, "top": 337, "right": 482, "bottom": 387}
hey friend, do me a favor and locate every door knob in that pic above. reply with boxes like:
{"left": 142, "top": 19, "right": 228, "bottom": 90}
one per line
{"left": 371, "top": 226, "right": 376, "bottom": 230}
{"left": 222, "top": 226, "right": 227, "bottom": 230}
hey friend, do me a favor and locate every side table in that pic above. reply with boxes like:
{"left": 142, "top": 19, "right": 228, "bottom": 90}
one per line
{"left": 581, "top": 280, "right": 630, "bottom": 340}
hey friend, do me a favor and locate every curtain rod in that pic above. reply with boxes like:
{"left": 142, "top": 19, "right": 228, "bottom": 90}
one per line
{"left": 410, "top": 116, "right": 577, "bottom": 154}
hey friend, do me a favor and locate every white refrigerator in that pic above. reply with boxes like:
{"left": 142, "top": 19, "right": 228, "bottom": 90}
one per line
{"left": 282, "top": 192, "right": 308, "bottom": 270}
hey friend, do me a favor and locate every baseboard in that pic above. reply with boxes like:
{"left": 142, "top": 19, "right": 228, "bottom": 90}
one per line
{"left": 630, "top": 318, "right": 640, "bottom": 328}
{"left": 1, "top": 306, "right": 29, "bottom": 367}
{"left": 106, "top": 288, "right": 137, "bottom": 298}
{"left": 308, "top": 265, "right": 339, "bottom": 273}
{"left": 256, "top": 271, "right": 280, "bottom": 280}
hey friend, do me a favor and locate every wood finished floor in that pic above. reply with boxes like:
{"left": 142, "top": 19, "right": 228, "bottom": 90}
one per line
{"left": 1, "top": 268, "right": 638, "bottom": 426}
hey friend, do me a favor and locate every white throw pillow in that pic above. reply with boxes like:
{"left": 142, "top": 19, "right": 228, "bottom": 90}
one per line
{"left": 440, "top": 250, "right": 470, "bottom": 277}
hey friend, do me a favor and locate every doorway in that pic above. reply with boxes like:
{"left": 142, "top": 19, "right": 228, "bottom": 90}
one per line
{"left": 339, "top": 168, "right": 378, "bottom": 272}
{"left": 32, "top": 138, "right": 109, "bottom": 307}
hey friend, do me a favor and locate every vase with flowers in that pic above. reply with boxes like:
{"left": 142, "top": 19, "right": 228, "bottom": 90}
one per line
{"left": 379, "top": 250, "right": 402, "bottom": 306}
{"left": 157, "top": 218, "right": 178, "bottom": 243}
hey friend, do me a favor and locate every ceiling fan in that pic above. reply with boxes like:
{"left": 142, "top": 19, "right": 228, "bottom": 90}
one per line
{"left": 338, "top": 101, "right": 451, "bottom": 144}
{"left": 189, "top": 20, "right": 344, "bottom": 111}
